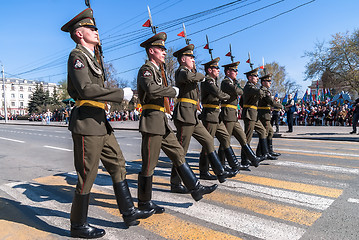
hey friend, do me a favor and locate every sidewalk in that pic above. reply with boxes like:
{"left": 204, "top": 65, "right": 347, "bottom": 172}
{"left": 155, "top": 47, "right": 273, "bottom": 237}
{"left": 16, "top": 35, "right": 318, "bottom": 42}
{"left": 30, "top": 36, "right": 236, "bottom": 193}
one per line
{"left": 1, "top": 119, "right": 358, "bottom": 142}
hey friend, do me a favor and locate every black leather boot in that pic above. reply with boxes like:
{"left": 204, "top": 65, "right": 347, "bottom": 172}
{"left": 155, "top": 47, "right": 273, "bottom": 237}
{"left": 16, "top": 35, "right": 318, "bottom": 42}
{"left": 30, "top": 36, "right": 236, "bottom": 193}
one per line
{"left": 199, "top": 151, "right": 217, "bottom": 180}
{"left": 259, "top": 138, "right": 277, "bottom": 160}
{"left": 176, "top": 162, "right": 218, "bottom": 201}
{"left": 70, "top": 193, "right": 105, "bottom": 239}
{"left": 242, "top": 144, "right": 265, "bottom": 167}
{"left": 113, "top": 180, "right": 155, "bottom": 227}
{"left": 138, "top": 175, "right": 165, "bottom": 214}
{"left": 170, "top": 166, "right": 189, "bottom": 193}
{"left": 240, "top": 149, "right": 251, "bottom": 171}
{"left": 207, "top": 151, "right": 228, "bottom": 183}
{"left": 267, "top": 138, "right": 281, "bottom": 156}
{"left": 224, "top": 147, "right": 241, "bottom": 171}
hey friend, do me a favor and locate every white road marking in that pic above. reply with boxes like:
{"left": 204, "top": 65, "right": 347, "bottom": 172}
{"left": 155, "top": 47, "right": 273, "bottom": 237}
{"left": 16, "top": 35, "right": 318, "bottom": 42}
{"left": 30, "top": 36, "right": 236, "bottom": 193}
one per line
{"left": 0, "top": 136, "right": 25, "bottom": 143}
{"left": 348, "top": 198, "right": 359, "bottom": 204}
{"left": 272, "top": 161, "right": 359, "bottom": 175}
{"left": 43, "top": 145, "right": 72, "bottom": 152}
{"left": 276, "top": 148, "right": 359, "bottom": 157}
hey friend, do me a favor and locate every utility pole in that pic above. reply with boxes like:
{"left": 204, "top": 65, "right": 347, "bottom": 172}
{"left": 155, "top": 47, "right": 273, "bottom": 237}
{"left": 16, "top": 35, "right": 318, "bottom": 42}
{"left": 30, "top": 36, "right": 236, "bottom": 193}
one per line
{"left": 1, "top": 62, "right": 8, "bottom": 123}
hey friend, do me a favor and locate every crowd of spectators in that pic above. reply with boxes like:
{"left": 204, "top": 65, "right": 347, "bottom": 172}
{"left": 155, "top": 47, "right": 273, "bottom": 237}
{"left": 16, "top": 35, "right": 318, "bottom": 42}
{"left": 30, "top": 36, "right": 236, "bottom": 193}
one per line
{"left": 277, "top": 100, "right": 358, "bottom": 127}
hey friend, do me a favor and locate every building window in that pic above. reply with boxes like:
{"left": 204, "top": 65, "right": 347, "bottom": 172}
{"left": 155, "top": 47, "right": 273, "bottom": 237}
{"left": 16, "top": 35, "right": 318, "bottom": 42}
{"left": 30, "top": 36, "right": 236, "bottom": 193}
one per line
{"left": 11, "top": 102, "right": 15, "bottom": 107}
{"left": 11, "top": 93, "right": 15, "bottom": 98}
{"left": 29, "top": 94, "right": 32, "bottom": 98}
{"left": 20, "top": 86, "right": 24, "bottom": 91}
{"left": 11, "top": 85, "right": 15, "bottom": 91}
{"left": 20, "top": 102, "right": 24, "bottom": 107}
{"left": 28, "top": 87, "right": 32, "bottom": 91}
{"left": 20, "top": 94, "right": 23, "bottom": 98}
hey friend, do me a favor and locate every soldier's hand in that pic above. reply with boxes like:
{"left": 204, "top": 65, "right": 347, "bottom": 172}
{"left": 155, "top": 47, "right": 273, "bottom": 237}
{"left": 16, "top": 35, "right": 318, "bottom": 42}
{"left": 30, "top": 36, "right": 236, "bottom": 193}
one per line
{"left": 123, "top": 87, "right": 133, "bottom": 101}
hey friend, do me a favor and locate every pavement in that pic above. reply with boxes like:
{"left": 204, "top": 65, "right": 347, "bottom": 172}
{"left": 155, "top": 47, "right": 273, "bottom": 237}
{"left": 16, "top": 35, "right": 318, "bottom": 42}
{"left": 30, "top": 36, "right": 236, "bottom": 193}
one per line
{"left": 1, "top": 119, "right": 359, "bottom": 142}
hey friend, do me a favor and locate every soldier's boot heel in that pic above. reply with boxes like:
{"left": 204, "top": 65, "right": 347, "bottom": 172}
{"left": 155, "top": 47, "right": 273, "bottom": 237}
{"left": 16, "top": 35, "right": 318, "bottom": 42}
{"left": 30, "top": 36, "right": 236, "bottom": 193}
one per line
{"left": 199, "top": 151, "right": 217, "bottom": 180}
{"left": 224, "top": 147, "right": 240, "bottom": 177}
{"left": 170, "top": 166, "right": 189, "bottom": 193}
{"left": 207, "top": 151, "right": 227, "bottom": 183}
{"left": 138, "top": 175, "right": 165, "bottom": 214}
{"left": 176, "top": 162, "right": 218, "bottom": 201}
{"left": 240, "top": 149, "right": 251, "bottom": 171}
{"left": 242, "top": 144, "right": 262, "bottom": 167}
{"left": 113, "top": 180, "right": 155, "bottom": 227}
{"left": 259, "top": 138, "right": 278, "bottom": 160}
{"left": 70, "top": 193, "right": 106, "bottom": 238}
{"left": 267, "top": 138, "right": 281, "bottom": 156}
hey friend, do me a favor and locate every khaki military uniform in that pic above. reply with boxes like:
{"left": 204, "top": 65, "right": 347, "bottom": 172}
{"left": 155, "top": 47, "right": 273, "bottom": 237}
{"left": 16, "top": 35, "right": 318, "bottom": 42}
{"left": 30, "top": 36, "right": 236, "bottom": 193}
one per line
{"left": 257, "top": 86, "right": 283, "bottom": 140}
{"left": 220, "top": 76, "right": 247, "bottom": 146}
{"left": 67, "top": 44, "right": 126, "bottom": 194}
{"left": 200, "top": 75, "right": 230, "bottom": 146}
{"left": 137, "top": 60, "right": 185, "bottom": 176}
{"left": 173, "top": 66, "right": 214, "bottom": 154}
{"left": 241, "top": 81, "right": 266, "bottom": 143}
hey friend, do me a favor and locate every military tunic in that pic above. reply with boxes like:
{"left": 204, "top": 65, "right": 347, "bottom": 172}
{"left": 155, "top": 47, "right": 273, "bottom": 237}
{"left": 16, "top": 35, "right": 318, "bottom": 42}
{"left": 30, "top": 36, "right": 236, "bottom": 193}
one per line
{"left": 200, "top": 75, "right": 231, "bottom": 148}
{"left": 220, "top": 76, "right": 247, "bottom": 146}
{"left": 173, "top": 66, "right": 215, "bottom": 154}
{"left": 67, "top": 44, "right": 126, "bottom": 194}
{"left": 241, "top": 81, "right": 266, "bottom": 143}
{"left": 257, "top": 86, "right": 283, "bottom": 140}
{"left": 137, "top": 60, "right": 185, "bottom": 176}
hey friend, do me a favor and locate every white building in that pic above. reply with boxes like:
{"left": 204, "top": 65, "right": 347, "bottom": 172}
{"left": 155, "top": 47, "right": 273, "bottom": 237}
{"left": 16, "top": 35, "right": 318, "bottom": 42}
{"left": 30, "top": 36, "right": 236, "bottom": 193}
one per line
{"left": 1, "top": 78, "right": 59, "bottom": 116}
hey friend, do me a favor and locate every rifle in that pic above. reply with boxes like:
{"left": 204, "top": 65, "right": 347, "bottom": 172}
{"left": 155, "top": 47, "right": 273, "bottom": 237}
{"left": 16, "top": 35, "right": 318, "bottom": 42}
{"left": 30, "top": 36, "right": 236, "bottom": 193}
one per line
{"left": 145, "top": 6, "right": 171, "bottom": 114}
{"left": 179, "top": 23, "right": 201, "bottom": 110}
{"left": 85, "top": 0, "right": 107, "bottom": 82}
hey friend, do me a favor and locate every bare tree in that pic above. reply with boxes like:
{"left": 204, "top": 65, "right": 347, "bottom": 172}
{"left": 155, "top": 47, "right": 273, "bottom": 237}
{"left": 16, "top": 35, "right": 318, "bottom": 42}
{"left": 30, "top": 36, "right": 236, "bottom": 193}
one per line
{"left": 304, "top": 30, "right": 359, "bottom": 95}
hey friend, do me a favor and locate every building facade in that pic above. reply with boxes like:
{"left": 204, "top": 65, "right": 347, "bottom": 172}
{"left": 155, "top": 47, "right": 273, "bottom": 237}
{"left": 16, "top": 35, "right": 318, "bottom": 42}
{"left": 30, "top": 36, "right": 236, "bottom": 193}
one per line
{"left": 1, "top": 78, "right": 59, "bottom": 116}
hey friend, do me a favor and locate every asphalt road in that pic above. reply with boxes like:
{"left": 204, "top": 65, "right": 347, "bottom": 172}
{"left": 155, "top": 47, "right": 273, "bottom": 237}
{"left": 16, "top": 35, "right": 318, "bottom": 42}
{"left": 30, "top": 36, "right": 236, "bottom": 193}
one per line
{"left": 1, "top": 124, "right": 359, "bottom": 240}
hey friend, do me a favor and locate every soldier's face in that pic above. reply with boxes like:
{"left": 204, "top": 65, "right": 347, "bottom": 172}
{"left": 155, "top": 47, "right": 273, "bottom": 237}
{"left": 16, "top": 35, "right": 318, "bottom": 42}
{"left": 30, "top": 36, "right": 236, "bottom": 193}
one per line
{"left": 248, "top": 75, "right": 258, "bottom": 84}
{"left": 226, "top": 69, "right": 237, "bottom": 80}
{"left": 181, "top": 55, "right": 195, "bottom": 70}
{"left": 77, "top": 27, "right": 99, "bottom": 46}
{"left": 208, "top": 67, "right": 220, "bottom": 79}
{"left": 149, "top": 47, "right": 166, "bottom": 64}
{"left": 262, "top": 80, "right": 271, "bottom": 88}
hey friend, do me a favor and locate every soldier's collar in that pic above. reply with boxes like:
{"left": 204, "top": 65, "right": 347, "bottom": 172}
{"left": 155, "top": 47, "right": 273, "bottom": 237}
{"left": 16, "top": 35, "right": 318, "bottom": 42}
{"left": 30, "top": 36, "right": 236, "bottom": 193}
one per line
{"left": 148, "top": 60, "right": 160, "bottom": 70}
{"left": 82, "top": 45, "right": 95, "bottom": 58}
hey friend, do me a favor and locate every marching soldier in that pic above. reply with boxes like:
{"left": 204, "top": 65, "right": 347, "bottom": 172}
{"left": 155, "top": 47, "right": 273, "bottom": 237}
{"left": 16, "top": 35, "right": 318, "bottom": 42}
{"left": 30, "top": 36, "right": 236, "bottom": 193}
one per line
{"left": 257, "top": 73, "right": 282, "bottom": 157}
{"left": 220, "top": 62, "right": 263, "bottom": 171}
{"left": 241, "top": 68, "right": 275, "bottom": 167}
{"left": 199, "top": 57, "right": 240, "bottom": 179}
{"left": 137, "top": 33, "right": 217, "bottom": 214}
{"left": 271, "top": 96, "right": 281, "bottom": 133}
{"left": 169, "top": 44, "right": 233, "bottom": 193}
{"left": 61, "top": 8, "right": 153, "bottom": 238}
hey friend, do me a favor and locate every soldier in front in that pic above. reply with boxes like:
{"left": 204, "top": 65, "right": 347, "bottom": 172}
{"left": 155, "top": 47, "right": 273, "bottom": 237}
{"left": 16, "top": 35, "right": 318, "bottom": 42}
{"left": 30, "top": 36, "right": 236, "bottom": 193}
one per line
{"left": 62, "top": 8, "right": 153, "bottom": 238}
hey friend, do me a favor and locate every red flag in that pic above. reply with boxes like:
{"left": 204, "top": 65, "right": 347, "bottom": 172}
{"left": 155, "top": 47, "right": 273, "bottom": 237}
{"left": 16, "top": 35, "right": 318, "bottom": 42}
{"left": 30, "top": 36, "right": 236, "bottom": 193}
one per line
{"left": 246, "top": 59, "right": 250, "bottom": 63}
{"left": 204, "top": 44, "right": 209, "bottom": 49}
{"left": 225, "top": 52, "right": 231, "bottom": 57}
{"left": 260, "top": 65, "right": 264, "bottom": 69}
{"left": 142, "top": 19, "right": 151, "bottom": 27}
{"left": 177, "top": 31, "right": 185, "bottom": 37}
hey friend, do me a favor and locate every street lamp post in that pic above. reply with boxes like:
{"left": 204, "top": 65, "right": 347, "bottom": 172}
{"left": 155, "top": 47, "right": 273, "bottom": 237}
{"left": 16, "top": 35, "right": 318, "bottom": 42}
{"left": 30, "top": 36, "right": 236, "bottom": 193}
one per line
{"left": 1, "top": 62, "right": 8, "bottom": 123}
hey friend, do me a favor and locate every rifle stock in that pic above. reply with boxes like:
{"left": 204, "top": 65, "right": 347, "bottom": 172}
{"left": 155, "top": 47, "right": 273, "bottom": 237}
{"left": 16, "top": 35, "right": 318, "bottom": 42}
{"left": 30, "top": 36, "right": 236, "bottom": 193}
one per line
{"left": 160, "top": 64, "right": 172, "bottom": 114}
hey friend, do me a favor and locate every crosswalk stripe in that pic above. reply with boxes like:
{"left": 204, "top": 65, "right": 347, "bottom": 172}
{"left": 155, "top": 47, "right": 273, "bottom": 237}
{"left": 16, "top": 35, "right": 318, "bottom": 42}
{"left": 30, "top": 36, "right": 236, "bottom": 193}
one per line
{"left": 221, "top": 181, "right": 334, "bottom": 211}
{"left": 0, "top": 220, "right": 55, "bottom": 240}
{"left": 36, "top": 174, "right": 243, "bottom": 240}
{"left": 123, "top": 171, "right": 323, "bottom": 226}
{"left": 232, "top": 174, "right": 343, "bottom": 198}
{"left": 276, "top": 150, "right": 359, "bottom": 160}
{"left": 271, "top": 161, "right": 359, "bottom": 175}
{"left": 205, "top": 190, "right": 321, "bottom": 226}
